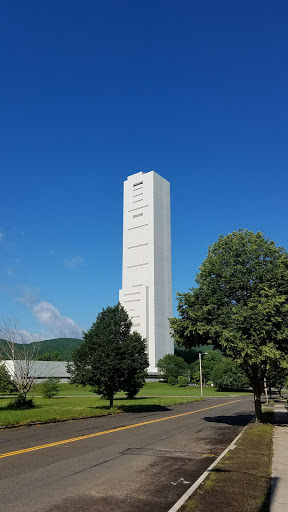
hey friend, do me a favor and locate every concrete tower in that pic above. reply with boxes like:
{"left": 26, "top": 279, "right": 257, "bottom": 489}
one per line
{"left": 119, "top": 171, "right": 173, "bottom": 373}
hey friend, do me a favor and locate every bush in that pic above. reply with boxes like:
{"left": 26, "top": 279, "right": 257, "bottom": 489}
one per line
{"left": 168, "top": 376, "right": 177, "bottom": 386}
{"left": 178, "top": 376, "right": 188, "bottom": 387}
{"left": 8, "top": 395, "right": 35, "bottom": 409}
{"left": 41, "top": 377, "right": 60, "bottom": 398}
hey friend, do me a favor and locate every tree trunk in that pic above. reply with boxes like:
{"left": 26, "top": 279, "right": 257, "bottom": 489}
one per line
{"left": 249, "top": 364, "right": 264, "bottom": 422}
{"left": 109, "top": 393, "right": 114, "bottom": 408}
{"left": 254, "top": 393, "right": 262, "bottom": 422}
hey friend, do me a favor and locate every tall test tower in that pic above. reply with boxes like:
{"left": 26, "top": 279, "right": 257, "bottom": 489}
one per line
{"left": 119, "top": 171, "right": 173, "bottom": 373}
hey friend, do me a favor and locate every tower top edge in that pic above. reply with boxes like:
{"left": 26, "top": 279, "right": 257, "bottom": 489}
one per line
{"left": 126, "top": 170, "right": 169, "bottom": 183}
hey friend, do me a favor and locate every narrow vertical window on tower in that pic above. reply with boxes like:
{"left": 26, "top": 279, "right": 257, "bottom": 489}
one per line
{"left": 119, "top": 171, "right": 173, "bottom": 375}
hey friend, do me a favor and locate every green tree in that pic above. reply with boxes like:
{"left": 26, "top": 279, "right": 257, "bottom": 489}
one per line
{"left": 37, "top": 351, "right": 62, "bottom": 361}
{"left": 265, "top": 359, "right": 288, "bottom": 398}
{"left": 0, "top": 320, "right": 41, "bottom": 404}
{"left": 211, "top": 358, "right": 249, "bottom": 389}
{"left": 157, "top": 353, "right": 189, "bottom": 380}
{"left": 0, "top": 361, "right": 16, "bottom": 394}
{"left": 170, "top": 230, "right": 288, "bottom": 421}
{"left": 201, "top": 351, "right": 223, "bottom": 382}
{"left": 41, "top": 377, "right": 60, "bottom": 398}
{"left": 68, "top": 303, "right": 148, "bottom": 407}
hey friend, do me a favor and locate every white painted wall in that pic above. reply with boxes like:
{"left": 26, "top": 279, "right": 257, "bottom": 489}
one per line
{"left": 4, "top": 360, "right": 71, "bottom": 383}
{"left": 119, "top": 171, "right": 173, "bottom": 373}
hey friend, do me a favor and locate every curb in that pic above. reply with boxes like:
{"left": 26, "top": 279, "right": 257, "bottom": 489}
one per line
{"left": 167, "top": 420, "right": 253, "bottom": 512}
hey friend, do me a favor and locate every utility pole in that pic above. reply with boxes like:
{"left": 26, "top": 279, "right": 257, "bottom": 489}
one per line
{"left": 199, "top": 352, "right": 208, "bottom": 397}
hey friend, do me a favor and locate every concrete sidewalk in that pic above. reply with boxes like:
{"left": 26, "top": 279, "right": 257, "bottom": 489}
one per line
{"left": 270, "top": 401, "right": 288, "bottom": 512}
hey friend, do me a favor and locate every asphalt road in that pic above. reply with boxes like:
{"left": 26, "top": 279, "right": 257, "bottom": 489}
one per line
{"left": 0, "top": 396, "right": 254, "bottom": 512}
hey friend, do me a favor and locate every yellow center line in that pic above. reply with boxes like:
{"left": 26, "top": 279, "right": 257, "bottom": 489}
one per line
{"left": 0, "top": 399, "right": 241, "bottom": 459}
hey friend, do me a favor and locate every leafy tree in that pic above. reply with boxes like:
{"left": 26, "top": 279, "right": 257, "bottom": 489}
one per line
{"left": 201, "top": 351, "right": 223, "bottom": 382}
{"left": 0, "top": 361, "right": 16, "bottom": 394}
{"left": 265, "top": 359, "right": 288, "bottom": 398}
{"left": 170, "top": 230, "right": 288, "bottom": 421}
{"left": 157, "top": 353, "right": 189, "bottom": 380}
{"left": 190, "top": 351, "right": 224, "bottom": 385}
{"left": 190, "top": 362, "right": 200, "bottom": 384}
{"left": 211, "top": 358, "right": 249, "bottom": 389}
{"left": 0, "top": 320, "right": 42, "bottom": 404}
{"left": 37, "top": 351, "right": 62, "bottom": 361}
{"left": 41, "top": 377, "right": 60, "bottom": 398}
{"left": 68, "top": 303, "right": 148, "bottom": 407}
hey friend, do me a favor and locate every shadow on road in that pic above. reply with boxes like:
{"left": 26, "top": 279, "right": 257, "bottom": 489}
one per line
{"left": 117, "top": 403, "right": 172, "bottom": 413}
{"left": 203, "top": 413, "right": 254, "bottom": 426}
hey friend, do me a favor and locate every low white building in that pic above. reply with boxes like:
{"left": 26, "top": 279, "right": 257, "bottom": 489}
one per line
{"left": 4, "top": 360, "right": 71, "bottom": 383}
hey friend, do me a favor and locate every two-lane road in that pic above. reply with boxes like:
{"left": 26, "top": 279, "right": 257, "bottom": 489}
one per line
{"left": 0, "top": 397, "right": 254, "bottom": 512}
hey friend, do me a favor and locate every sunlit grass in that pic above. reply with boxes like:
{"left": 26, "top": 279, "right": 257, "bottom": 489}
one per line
{"left": 26, "top": 381, "right": 252, "bottom": 398}
{"left": 0, "top": 395, "right": 203, "bottom": 427}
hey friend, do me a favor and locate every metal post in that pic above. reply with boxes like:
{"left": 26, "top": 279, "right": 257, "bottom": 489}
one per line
{"left": 264, "top": 377, "right": 269, "bottom": 404}
{"left": 199, "top": 352, "right": 203, "bottom": 397}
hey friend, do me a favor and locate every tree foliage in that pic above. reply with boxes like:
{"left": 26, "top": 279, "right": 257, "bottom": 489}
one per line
{"left": 68, "top": 303, "right": 148, "bottom": 407}
{"left": 37, "top": 351, "right": 62, "bottom": 361}
{"left": 168, "top": 376, "right": 177, "bottom": 385}
{"left": 177, "top": 375, "right": 188, "bottom": 387}
{"left": 41, "top": 377, "right": 60, "bottom": 398}
{"left": 157, "top": 353, "right": 189, "bottom": 380}
{"left": 0, "top": 320, "right": 42, "bottom": 403}
{"left": 170, "top": 230, "right": 288, "bottom": 420}
{"left": 211, "top": 358, "right": 249, "bottom": 389}
{"left": 0, "top": 361, "right": 16, "bottom": 394}
{"left": 265, "top": 358, "right": 288, "bottom": 398}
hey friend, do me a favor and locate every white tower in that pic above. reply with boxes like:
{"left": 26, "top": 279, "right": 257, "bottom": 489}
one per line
{"left": 119, "top": 171, "right": 173, "bottom": 373}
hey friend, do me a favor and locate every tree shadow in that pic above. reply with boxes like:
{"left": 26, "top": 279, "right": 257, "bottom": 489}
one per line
{"left": 0, "top": 402, "right": 42, "bottom": 411}
{"left": 87, "top": 397, "right": 172, "bottom": 414}
{"left": 203, "top": 413, "right": 254, "bottom": 426}
{"left": 119, "top": 404, "right": 171, "bottom": 413}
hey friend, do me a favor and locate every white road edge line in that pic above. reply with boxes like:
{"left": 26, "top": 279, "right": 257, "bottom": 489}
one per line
{"left": 167, "top": 420, "right": 253, "bottom": 512}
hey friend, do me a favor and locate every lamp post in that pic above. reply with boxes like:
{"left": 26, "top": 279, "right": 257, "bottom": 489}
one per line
{"left": 199, "top": 352, "right": 208, "bottom": 397}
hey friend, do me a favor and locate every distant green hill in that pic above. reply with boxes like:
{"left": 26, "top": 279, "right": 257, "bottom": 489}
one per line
{"left": 34, "top": 338, "right": 83, "bottom": 360}
{"left": 0, "top": 338, "right": 82, "bottom": 361}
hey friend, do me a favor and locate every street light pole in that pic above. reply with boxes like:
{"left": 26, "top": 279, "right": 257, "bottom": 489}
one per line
{"left": 199, "top": 352, "right": 208, "bottom": 397}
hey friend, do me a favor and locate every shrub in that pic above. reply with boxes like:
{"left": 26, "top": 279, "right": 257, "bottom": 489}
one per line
{"left": 41, "top": 377, "right": 60, "bottom": 398}
{"left": 168, "top": 376, "right": 177, "bottom": 386}
{"left": 178, "top": 376, "right": 188, "bottom": 387}
{"left": 8, "top": 395, "right": 35, "bottom": 409}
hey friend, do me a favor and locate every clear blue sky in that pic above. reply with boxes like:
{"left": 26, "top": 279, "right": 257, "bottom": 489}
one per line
{"left": 1, "top": 1, "right": 287, "bottom": 340}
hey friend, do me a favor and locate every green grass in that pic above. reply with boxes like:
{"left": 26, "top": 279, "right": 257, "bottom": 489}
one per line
{"left": 26, "top": 382, "right": 252, "bottom": 398}
{"left": 181, "top": 414, "right": 273, "bottom": 512}
{"left": 0, "top": 382, "right": 252, "bottom": 427}
{"left": 0, "top": 395, "right": 203, "bottom": 427}
{"left": 136, "top": 382, "right": 252, "bottom": 397}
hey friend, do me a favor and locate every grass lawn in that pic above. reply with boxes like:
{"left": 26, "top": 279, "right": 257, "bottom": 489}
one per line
{"left": 180, "top": 413, "right": 273, "bottom": 512}
{"left": 0, "top": 382, "right": 252, "bottom": 428}
{"left": 26, "top": 382, "right": 252, "bottom": 398}
{"left": 0, "top": 395, "right": 203, "bottom": 428}
{"left": 136, "top": 382, "right": 252, "bottom": 397}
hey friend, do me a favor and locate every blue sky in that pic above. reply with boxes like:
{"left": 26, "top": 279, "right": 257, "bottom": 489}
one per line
{"left": 0, "top": 1, "right": 287, "bottom": 340}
